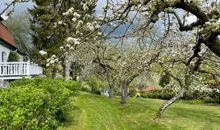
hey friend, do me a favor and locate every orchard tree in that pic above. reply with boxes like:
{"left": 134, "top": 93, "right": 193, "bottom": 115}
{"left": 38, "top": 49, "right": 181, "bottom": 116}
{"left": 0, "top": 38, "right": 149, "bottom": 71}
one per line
{"left": 93, "top": 42, "right": 160, "bottom": 103}
{"left": 150, "top": 28, "right": 220, "bottom": 120}
{"left": 103, "top": 0, "right": 220, "bottom": 58}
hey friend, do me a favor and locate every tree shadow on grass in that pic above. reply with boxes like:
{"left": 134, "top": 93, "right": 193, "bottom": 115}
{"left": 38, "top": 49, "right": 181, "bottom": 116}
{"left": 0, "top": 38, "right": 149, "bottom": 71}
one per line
{"left": 60, "top": 106, "right": 82, "bottom": 127}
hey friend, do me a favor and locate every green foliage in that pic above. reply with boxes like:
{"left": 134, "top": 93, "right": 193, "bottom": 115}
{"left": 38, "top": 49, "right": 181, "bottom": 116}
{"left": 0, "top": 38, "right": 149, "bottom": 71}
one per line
{"left": 0, "top": 77, "right": 79, "bottom": 129}
{"left": 183, "top": 90, "right": 220, "bottom": 104}
{"left": 80, "top": 82, "right": 92, "bottom": 92}
{"left": 84, "top": 76, "right": 105, "bottom": 94}
{"left": 141, "top": 88, "right": 176, "bottom": 100}
{"left": 7, "top": 51, "right": 20, "bottom": 62}
{"left": 205, "top": 91, "right": 220, "bottom": 104}
{"left": 140, "top": 88, "right": 220, "bottom": 103}
{"left": 159, "top": 73, "right": 171, "bottom": 87}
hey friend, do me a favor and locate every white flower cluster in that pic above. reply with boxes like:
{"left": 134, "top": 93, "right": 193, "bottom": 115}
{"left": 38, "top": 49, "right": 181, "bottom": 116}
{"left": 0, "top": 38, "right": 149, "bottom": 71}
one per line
{"left": 86, "top": 22, "right": 101, "bottom": 31}
{"left": 73, "top": 12, "right": 81, "bottom": 18}
{"left": 46, "top": 55, "right": 58, "bottom": 67}
{"left": 184, "top": 0, "right": 193, "bottom": 3}
{"left": 192, "top": 86, "right": 220, "bottom": 93}
{"left": 66, "top": 37, "right": 80, "bottom": 45}
{"left": 58, "top": 20, "right": 63, "bottom": 25}
{"left": 39, "top": 50, "right": 47, "bottom": 56}
{"left": 63, "top": 7, "right": 74, "bottom": 16}
{"left": 83, "top": 4, "right": 89, "bottom": 11}
{"left": 87, "top": 23, "right": 95, "bottom": 31}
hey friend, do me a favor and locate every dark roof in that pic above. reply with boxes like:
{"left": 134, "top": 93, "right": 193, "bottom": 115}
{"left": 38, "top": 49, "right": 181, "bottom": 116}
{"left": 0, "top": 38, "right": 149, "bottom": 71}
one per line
{"left": 0, "top": 22, "right": 16, "bottom": 48}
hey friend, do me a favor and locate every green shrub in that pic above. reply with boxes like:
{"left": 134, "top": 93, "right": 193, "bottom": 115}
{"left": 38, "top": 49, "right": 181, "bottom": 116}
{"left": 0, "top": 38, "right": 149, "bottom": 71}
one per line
{"left": 141, "top": 88, "right": 176, "bottom": 100}
{"left": 204, "top": 90, "right": 220, "bottom": 104}
{"left": 80, "top": 82, "right": 92, "bottom": 92}
{"left": 182, "top": 89, "right": 220, "bottom": 104}
{"left": 0, "top": 77, "right": 79, "bottom": 130}
{"left": 159, "top": 73, "right": 171, "bottom": 87}
{"left": 7, "top": 51, "right": 20, "bottom": 62}
{"left": 84, "top": 76, "right": 104, "bottom": 94}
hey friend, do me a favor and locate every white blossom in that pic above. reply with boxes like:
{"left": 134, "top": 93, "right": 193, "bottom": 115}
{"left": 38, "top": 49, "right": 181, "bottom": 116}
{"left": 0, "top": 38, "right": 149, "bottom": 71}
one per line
{"left": 50, "top": 60, "right": 55, "bottom": 64}
{"left": 63, "top": 7, "right": 74, "bottom": 16}
{"left": 58, "top": 21, "right": 63, "bottom": 25}
{"left": 95, "top": 24, "right": 101, "bottom": 29}
{"left": 70, "top": 46, "right": 74, "bottom": 50}
{"left": 89, "top": 26, "right": 95, "bottom": 31}
{"left": 83, "top": 4, "right": 89, "bottom": 11}
{"left": 52, "top": 55, "right": 56, "bottom": 58}
{"left": 39, "top": 50, "right": 47, "bottom": 56}
{"left": 77, "top": 20, "right": 83, "bottom": 27}
{"left": 66, "top": 37, "right": 75, "bottom": 43}
{"left": 60, "top": 46, "right": 64, "bottom": 50}
{"left": 65, "top": 37, "right": 80, "bottom": 45}
{"left": 66, "top": 44, "right": 71, "bottom": 47}
{"left": 73, "top": 12, "right": 81, "bottom": 18}
{"left": 97, "top": 32, "right": 102, "bottom": 35}
{"left": 87, "top": 23, "right": 95, "bottom": 31}
{"left": 72, "top": 18, "right": 77, "bottom": 22}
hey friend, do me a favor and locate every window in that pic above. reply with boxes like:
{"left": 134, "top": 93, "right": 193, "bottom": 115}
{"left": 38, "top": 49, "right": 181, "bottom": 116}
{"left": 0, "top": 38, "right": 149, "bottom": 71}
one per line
{"left": 2, "top": 51, "right": 7, "bottom": 62}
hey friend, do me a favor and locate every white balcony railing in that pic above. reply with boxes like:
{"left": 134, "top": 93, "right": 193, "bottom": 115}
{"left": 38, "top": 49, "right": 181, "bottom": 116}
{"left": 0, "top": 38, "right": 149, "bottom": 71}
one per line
{"left": 30, "top": 63, "right": 43, "bottom": 75}
{"left": 0, "top": 62, "right": 43, "bottom": 78}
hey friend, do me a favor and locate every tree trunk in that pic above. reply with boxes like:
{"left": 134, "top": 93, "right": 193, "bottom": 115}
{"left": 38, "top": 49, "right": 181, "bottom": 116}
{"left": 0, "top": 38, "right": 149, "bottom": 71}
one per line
{"left": 121, "top": 81, "right": 128, "bottom": 104}
{"left": 154, "top": 87, "right": 185, "bottom": 121}
{"left": 204, "top": 37, "right": 220, "bottom": 58}
{"left": 64, "top": 56, "right": 71, "bottom": 81}
{"left": 51, "top": 65, "right": 58, "bottom": 79}
{"left": 108, "top": 86, "right": 114, "bottom": 98}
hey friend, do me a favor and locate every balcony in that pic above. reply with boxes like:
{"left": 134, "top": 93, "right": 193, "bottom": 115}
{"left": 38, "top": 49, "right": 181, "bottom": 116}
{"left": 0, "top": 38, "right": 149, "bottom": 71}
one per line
{"left": 0, "top": 62, "right": 43, "bottom": 80}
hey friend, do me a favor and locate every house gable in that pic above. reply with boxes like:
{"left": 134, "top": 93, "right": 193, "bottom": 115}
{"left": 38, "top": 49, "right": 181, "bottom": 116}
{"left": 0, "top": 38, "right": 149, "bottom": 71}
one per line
{"left": 0, "top": 22, "right": 16, "bottom": 47}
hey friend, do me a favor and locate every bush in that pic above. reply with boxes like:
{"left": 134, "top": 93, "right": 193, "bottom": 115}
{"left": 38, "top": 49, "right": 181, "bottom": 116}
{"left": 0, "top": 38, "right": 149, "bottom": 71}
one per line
{"left": 80, "top": 82, "right": 92, "bottom": 92}
{"left": 140, "top": 87, "right": 220, "bottom": 104}
{"left": 0, "top": 77, "right": 79, "bottom": 130}
{"left": 7, "top": 51, "right": 20, "bottom": 62}
{"left": 204, "top": 90, "right": 220, "bottom": 104}
{"left": 183, "top": 89, "right": 220, "bottom": 104}
{"left": 159, "top": 73, "right": 171, "bottom": 87}
{"left": 141, "top": 88, "right": 176, "bottom": 100}
{"left": 84, "top": 76, "right": 104, "bottom": 94}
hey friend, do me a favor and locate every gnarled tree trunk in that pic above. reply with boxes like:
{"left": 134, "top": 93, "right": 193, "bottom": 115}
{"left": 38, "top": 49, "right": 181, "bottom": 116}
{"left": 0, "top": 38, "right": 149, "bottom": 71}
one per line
{"left": 121, "top": 80, "right": 129, "bottom": 104}
{"left": 109, "top": 86, "right": 114, "bottom": 98}
{"left": 154, "top": 87, "right": 185, "bottom": 121}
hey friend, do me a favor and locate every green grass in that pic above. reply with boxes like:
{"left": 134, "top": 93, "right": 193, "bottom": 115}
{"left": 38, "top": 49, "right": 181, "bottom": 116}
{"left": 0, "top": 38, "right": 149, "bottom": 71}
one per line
{"left": 58, "top": 92, "right": 220, "bottom": 130}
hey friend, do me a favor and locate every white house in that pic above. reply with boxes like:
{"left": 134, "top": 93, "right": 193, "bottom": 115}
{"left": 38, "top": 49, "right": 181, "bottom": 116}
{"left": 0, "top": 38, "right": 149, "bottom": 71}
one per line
{"left": 0, "top": 16, "right": 43, "bottom": 81}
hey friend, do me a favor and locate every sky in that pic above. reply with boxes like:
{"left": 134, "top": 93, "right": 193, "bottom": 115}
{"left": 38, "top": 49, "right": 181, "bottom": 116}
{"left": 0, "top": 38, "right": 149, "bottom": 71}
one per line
{"left": 0, "top": 0, "right": 34, "bottom": 14}
{"left": 0, "top": 0, "right": 197, "bottom": 23}
{"left": 0, "top": 0, "right": 105, "bottom": 15}
{"left": 0, "top": 0, "right": 197, "bottom": 37}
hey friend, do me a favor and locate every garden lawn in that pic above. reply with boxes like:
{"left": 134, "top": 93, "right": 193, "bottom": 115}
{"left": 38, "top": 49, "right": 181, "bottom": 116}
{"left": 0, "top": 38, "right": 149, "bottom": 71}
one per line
{"left": 58, "top": 92, "right": 220, "bottom": 130}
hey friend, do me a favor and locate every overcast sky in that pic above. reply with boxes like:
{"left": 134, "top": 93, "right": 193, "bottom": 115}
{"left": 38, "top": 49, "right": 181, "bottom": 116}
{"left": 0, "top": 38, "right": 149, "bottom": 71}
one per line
{"left": 0, "top": 0, "right": 105, "bottom": 15}
{"left": 0, "top": 0, "right": 197, "bottom": 37}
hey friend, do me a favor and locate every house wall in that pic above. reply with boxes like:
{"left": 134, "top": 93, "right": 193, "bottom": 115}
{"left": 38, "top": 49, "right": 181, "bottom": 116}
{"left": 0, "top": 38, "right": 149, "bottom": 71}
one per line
{"left": 18, "top": 54, "right": 24, "bottom": 62}
{"left": 0, "top": 44, "right": 24, "bottom": 62}
{"left": 0, "top": 44, "right": 11, "bottom": 62}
